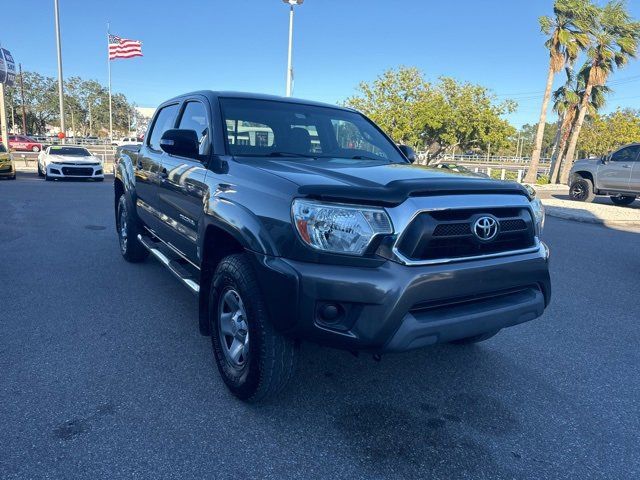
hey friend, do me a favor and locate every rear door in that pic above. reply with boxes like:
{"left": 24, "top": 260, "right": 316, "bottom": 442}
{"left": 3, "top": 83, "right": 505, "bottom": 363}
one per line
{"left": 597, "top": 145, "right": 639, "bottom": 191}
{"left": 134, "top": 102, "right": 180, "bottom": 232}
{"left": 155, "top": 98, "right": 211, "bottom": 262}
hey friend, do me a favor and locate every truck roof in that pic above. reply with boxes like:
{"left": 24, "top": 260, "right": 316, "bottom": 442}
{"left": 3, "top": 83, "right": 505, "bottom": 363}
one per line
{"left": 162, "top": 90, "right": 356, "bottom": 112}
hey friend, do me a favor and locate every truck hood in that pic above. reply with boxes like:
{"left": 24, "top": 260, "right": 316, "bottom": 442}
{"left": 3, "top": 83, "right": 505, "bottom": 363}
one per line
{"left": 572, "top": 157, "right": 601, "bottom": 170}
{"left": 244, "top": 157, "right": 531, "bottom": 206}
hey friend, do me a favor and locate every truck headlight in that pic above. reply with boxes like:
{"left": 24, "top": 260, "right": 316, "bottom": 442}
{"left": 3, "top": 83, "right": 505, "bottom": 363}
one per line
{"left": 530, "top": 198, "right": 545, "bottom": 235}
{"left": 292, "top": 199, "right": 393, "bottom": 255}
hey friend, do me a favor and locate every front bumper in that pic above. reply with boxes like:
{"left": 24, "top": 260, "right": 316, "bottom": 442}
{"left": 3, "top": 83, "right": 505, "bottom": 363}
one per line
{"left": 251, "top": 243, "right": 551, "bottom": 353}
{"left": 46, "top": 164, "right": 104, "bottom": 179}
{"left": 0, "top": 164, "right": 15, "bottom": 177}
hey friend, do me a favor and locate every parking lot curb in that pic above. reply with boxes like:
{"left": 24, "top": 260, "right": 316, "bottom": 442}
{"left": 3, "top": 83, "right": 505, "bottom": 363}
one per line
{"left": 544, "top": 206, "right": 640, "bottom": 228}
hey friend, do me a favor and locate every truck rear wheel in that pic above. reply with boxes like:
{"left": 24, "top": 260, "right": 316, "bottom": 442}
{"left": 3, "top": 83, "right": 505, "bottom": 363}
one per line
{"left": 450, "top": 330, "right": 500, "bottom": 345}
{"left": 116, "top": 195, "right": 148, "bottom": 263}
{"left": 209, "top": 253, "right": 298, "bottom": 402}
{"left": 610, "top": 195, "right": 636, "bottom": 206}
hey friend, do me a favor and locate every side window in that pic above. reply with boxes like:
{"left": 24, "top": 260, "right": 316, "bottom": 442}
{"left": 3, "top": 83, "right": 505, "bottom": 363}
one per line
{"left": 148, "top": 104, "right": 179, "bottom": 151}
{"left": 611, "top": 146, "right": 640, "bottom": 163}
{"left": 178, "top": 102, "right": 211, "bottom": 156}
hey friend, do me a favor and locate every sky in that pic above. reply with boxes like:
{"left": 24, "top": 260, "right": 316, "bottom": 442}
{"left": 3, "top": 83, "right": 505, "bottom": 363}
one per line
{"left": 3, "top": 0, "right": 640, "bottom": 127}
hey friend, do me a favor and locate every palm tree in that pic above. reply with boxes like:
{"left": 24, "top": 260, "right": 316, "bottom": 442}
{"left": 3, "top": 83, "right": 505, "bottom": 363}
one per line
{"left": 548, "top": 70, "right": 581, "bottom": 182}
{"left": 550, "top": 70, "right": 609, "bottom": 183}
{"left": 523, "top": 0, "right": 593, "bottom": 184}
{"left": 560, "top": 1, "right": 640, "bottom": 184}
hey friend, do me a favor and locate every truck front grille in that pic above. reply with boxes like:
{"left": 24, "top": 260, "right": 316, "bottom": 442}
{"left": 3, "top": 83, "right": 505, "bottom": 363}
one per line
{"left": 395, "top": 207, "right": 536, "bottom": 262}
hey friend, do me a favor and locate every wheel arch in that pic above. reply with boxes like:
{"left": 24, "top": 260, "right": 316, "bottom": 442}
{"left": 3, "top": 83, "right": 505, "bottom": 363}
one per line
{"left": 198, "top": 223, "right": 247, "bottom": 336}
{"left": 571, "top": 170, "right": 594, "bottom": 185}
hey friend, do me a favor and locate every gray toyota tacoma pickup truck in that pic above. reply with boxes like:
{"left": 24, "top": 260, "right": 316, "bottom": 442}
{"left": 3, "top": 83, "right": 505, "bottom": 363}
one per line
{"left": 114, "top": 91, "right": 551, "bottom": 401}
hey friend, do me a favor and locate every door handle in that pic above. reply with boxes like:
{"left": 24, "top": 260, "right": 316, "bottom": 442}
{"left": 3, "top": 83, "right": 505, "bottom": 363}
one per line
{"left": 622, "top": 164, "right": 631, "bottom": 168}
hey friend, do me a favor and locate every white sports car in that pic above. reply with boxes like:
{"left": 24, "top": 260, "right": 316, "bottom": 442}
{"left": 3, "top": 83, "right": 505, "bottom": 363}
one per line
{"left": 37, "top": 146, "right": 104, "bottom": 181}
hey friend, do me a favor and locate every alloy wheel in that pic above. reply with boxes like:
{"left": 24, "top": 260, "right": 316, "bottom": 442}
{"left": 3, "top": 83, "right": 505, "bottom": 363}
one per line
{"left": 218, "top": 288, "right": 250, "bottom": 368}
{"left": 119, "top": 207, "right": 128, "bottom": 255}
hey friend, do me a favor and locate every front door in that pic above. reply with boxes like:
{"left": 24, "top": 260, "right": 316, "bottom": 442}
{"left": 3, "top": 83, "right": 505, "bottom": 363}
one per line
{"left": 134, "top": 103, "right": 180, "bottom": 232}
{"left": 597, "top": 145, "right": 639, "bottom": 191}
{"left": 156, "top": 99, "right": 211, "bottom": 263}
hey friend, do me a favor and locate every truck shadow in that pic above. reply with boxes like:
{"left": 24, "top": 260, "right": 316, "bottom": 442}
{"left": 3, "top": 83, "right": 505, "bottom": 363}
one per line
{"left": 247, "top": 337, "right": 559, "bottom": 478}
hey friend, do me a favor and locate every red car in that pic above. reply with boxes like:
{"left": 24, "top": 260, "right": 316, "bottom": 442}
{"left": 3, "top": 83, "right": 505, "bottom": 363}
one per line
{"left": 0, "top": 135, "right": 43, "bottom": 152}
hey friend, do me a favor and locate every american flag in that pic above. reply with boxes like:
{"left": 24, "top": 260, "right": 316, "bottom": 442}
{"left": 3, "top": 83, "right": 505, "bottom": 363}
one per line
{"left": 108, "top": 34, "right": 143, "bottom": 60}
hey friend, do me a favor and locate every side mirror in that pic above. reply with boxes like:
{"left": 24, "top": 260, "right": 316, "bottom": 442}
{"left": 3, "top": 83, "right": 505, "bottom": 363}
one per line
{"left": 160, "top": 129, "right": 199, "bottom": 159}
{"left": 398, "top": 144, "right": 416, "bottom": 163}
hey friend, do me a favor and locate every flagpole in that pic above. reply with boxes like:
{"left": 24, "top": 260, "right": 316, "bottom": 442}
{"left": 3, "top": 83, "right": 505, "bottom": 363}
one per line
{"left": 107, "top": 23, "right": 113, "bottom": 143}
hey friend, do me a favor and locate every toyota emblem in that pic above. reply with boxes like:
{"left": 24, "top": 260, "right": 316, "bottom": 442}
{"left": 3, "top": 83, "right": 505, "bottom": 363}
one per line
{"left": 473, "top": 216, "right": 499, "bottom": 241}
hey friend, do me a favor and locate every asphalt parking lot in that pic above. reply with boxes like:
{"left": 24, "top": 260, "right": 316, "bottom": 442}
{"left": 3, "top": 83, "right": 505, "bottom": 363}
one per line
{"left": 1, "top": 172, "right": 639, "bottom": 479}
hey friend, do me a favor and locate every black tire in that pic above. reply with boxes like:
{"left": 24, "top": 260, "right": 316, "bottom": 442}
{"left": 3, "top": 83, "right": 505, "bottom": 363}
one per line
{"left": 569, "top": 177, "right": 595, "bottom": 202}
{"left": 610, "top": 195, "right": 636, "bottom": 206}
{"left": 450, "top": 330, "right": 500, "bottom": 345}
{"left": 209, "top": 253, "right": 298, "bottom": 402}
{"left": 116, "top": 194, "right": 148, "bottom": 262}
{"left": 9, "top": 174, "right": 16, "bottom": 180}
{"left": 32, "top": 146, "right": 40, "bottom": 152}
{"left": 37, "top": 163, "right": 44, "bottom": 177}
{"left": 44, "top": 173, "right": 51, "bottom": 181}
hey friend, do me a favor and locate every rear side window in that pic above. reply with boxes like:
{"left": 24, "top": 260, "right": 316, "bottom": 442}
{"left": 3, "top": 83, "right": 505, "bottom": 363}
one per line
{"left": 178, "top": 101, "right": 211, "bottom": 156}
{"left": 148, "top": 104, "right": 179, "bottom": 151}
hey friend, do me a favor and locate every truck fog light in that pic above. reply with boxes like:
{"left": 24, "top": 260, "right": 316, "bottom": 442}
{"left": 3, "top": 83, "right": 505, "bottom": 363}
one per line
{"left": 319, "top": 303, "right": 341, "bottom": 322}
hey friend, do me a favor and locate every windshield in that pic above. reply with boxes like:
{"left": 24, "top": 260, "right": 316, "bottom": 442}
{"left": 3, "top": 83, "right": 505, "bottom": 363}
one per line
{"left": 49, "top": 147, "right": 91, "bottom": 156}
{"left": 219, "top": 98, "right": 406, "bottom": 163}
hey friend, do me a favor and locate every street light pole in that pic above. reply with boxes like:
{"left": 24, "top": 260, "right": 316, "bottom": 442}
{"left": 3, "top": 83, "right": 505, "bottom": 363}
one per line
{"left": 53, "top": 0, "right": 66, "bottom": 143}
{"left": 283, "top": 0, "right": 303, "bottom": 97}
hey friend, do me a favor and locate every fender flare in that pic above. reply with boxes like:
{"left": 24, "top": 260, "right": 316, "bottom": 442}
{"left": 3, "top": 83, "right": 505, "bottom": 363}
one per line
{"left": 198, "top": 196, "right": 279, "bottom": 258}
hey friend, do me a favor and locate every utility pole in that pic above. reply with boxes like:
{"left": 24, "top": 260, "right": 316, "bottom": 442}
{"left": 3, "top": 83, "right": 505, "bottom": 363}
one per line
{"left": 19, "top": 63, "right": 27, "bottom": 135}
{"left": 70, "top": 108, "right": 74, "bottom": 139}
{"left": 54, "top": 0, "right": 66, "bottom": 143}
{"left": 88, "top": 98, "right": 92, "bottom": 136}
{"left": 10, "top": 103, "right": 15, "bottom": 133}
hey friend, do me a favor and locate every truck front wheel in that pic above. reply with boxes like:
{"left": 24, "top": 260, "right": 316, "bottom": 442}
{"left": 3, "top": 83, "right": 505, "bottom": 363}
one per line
{"left": 209, "top": 253, "right": 298, "bottom": 402}
{"left": 569, "top": 178, "right": 595, "bottom": 202}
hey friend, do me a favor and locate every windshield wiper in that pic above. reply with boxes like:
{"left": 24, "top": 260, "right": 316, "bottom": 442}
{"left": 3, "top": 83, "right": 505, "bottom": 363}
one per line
{"left": 267, "top": 151, "right": 317, "bottom": 158}
{"left": 350, "top": 155, "right": 386, "bottom": 161}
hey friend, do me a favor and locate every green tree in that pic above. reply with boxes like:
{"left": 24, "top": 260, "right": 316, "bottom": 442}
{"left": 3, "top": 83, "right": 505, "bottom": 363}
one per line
{"left": 344, "top": 67, "right": 516, "bottom": 162}
{"left": 344, "top": 66, "right": 429, "bottom": 149}
{"left": 5, "top": 72, "right": 58, "bottom": 134}
{"left": 524, "top": 0, "right": 594, "bottom": 183}
{"left": 578, "top": 108, "right": 640, "bottom": 155}
{"left": 560, "top": 0, "right": 640, "bottom": 183}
